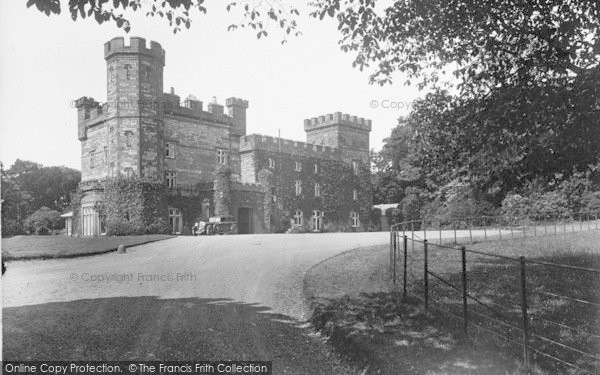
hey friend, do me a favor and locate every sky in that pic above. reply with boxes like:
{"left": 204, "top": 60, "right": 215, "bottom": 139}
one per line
{"left": 0, "top": 0, "right": 424, "bottom": 171}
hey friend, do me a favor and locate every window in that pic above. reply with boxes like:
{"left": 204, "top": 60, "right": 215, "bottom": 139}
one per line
{"left": 352, "top": 161, "right": 359, "bottom": 175}
{"left": 89, "top": 151, "right": 96, "bottom": 169}
{"left": 271, "top": 187, "right": 277, "bottom": 203}
{"left": 314, "top": 183, "right": 321, "bottom": 197}
{"left": 314, "top": 164, "right": 319, "bottom": 174}
{"left": 165, "top": 171, "right": 176, "bottom": 188}
{"left": 165, "top": 142, "right": 175, "bottom": 158}
{"left": 124, "top": 64, "right": 132, "bottom": 80}
{"left": 295, "top": 161, "right": 302, "bottom": 172}
{"left": 312, "top": 210, "right": 324, "bottom": 231}
{"left": 350, "top": 211, "right": 360, "bottom": 227}
{"left": 293, "top": 210, "right": 303, "bottom": 226}
{"left": 295, "top": 180, "right": 302, "bottom": 196}
{"left": 353, "top": 189, "right": 358, "bottom": 201}
{"left": 168, "top": 207, "right": 183, "bottom": 234}
{"left": 81, "top": 203, "right": 101, "bottom": 236}
{"left": 268, "top": 158, "right": 275, "bottom": 169}
{"left": 216, "top": 149, "right": 227, "bottom": 165}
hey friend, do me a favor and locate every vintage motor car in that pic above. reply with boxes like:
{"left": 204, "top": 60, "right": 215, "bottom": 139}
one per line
{"left": 193, "top": 216, "right": 238, "bottom": 235}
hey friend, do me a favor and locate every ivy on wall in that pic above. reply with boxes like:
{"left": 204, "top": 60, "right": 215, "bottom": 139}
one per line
{"left": 214, "top": 166, "right": 231, "bottom": 217}
{"left": 253, "top": 151, "right": 372, "bottom": 232}
{"left": 95, "top": 177, "right": 170, "bottom": 235}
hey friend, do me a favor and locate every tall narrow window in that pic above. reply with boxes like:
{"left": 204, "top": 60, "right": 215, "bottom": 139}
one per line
{"left": 271, "top": 187, "right": 277, "bottom": 203}
{"left": 353, "top": 189, "right": 358, "bottom": 201}
{"left": 165, "top": 142, "right": 175, "bottom": 158}
{"left": 89, "top": 151, "right": 96, "bottom": 169}
{"left": 216, "top": 149, "right": 227, "bottom": 165}
{"left": 124, "top": 64, "right": 132, "bottom": 80}
{"left": 314, "top": 164, "right": 319, "bottom": 174}
{"left": 350, "top": 212, "right": 360, "bottom": 227}
{"left": 295, "top": 161, "right": 302, "bottom": 172}
{"left": 295, "top": 180, "right": 302, "bottom": 196}
{"left": 314, "top": 183, "right": 321, "bottom": 197}
{"left": 168, "top": 207, "right": 183, "bottom": 234}
{"left": 268, "top": 158, "right": 275, "bottom": 169}
{"left": 293, "top": 210, "right": 303, "bottom": 226}
{"left": 165, "top": 171, "right": 176, "bottom": 188}
{"left": 352, "top": 161, "right": 359, "bottom": 175}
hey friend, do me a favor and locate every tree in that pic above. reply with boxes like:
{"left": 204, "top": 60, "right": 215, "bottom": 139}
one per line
{"left": 1, "top": 160, "right": 81, "bottom": 234}
{"left": 313, "top": 0, "right": 600, "bottom": 91}
{"left": 26, "top": 0, "right": 301, "bottom": 40}
{"left": 24, "top": 206, "right": 62, "bottom": 234}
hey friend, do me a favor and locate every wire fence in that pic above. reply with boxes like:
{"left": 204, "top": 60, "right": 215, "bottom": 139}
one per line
{"left": 389, "top": 215, "right": 600, "bottom": 374}
{"left": 390, "top": 211, "right": 600, "bottom": 246}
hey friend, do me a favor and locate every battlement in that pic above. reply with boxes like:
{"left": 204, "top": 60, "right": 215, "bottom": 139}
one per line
{"left": 226, "top": 97, "right": 249, "bottom": 108}
{"left": 303, "top": 112, "right": 372, "bottom": 132}
{"left": 104, "top": 37, "right": 165, "bottom": 65}
{"left": 239, "top": 134, "right": 341, "bottom": 159}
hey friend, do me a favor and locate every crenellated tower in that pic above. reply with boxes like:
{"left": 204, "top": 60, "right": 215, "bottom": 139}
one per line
{"left": 304, "top": 112, "right": 372, "bottom": 165}
{"left": 103, "top": 36, "right": 165, "bottom": 181}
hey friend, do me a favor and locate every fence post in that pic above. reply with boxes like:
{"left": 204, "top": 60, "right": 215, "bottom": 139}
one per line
{"left": 469, "top": 217, "right": 473, "bottom": 244}
{"left": 423, "top": 219, "right": 427, "bottom": 241}
{"left": 498, "top": 216, "right": 502, "bottom": 240}
{"left": 461, "top": 246, "right": 468, "bottom": 335}
{"left": 483, "top": 219, "right": 487, "bottom": 242}
{"left": 439, "top": 219, "right": 442, "bottom": 245}
{"left": 587, "top": 212, "right": 591, "bottom": 231}
{"left": 392, "top": 231, "right": 397, "bottom": 285}
{"left": 424, "top": 240, "right": 429, "bottom": 310}
{"left": 403, "top": 235, "right": 408, "bottom": 299}
{"left": 510, "top": 217, "right": 514, "bottom": 239}
{"left": 520, "top": 256, "right": 530, "bottom": 371}
{"left": 390, "top": 230, "right": 393, "bottom": 274}
{"left": 453, "top": 221, "right": 457, "bottom": 244}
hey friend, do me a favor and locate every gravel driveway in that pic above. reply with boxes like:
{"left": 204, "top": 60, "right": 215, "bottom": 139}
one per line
{"left": 3, "top": 232, "right": 394, "bottom": 372}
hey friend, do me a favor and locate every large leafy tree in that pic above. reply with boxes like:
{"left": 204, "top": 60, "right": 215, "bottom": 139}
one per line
{"left": 312, "top": 0, "right": 600, "bottom": 91}
{"left": 2, "top": 160, "right": 81, "bottom": 234}
{"left": 388, "top": 67, "right": 600, "bottom": 201}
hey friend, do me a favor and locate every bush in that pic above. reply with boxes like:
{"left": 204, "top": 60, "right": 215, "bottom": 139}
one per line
{"left": 501, "top": 194, "right": 531, "bottom": 218}
{"left": 531, "top": 191, "right": 570, "bottom": 218}
{"left": 581, "top": 191, "right": 600, "bottom": 214}
{"left": 24, "top": 207, "right": 61, "bottom": 235}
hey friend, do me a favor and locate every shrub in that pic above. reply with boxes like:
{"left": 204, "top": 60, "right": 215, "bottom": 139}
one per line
{"left": 501, "top": 194, "right": 531, "bottom": 218}
{"left": 531, "top": 191, "right": 570, "bottom": 218}
{"left": 581, "top": 191, "right": 600, "bottom": 214}
{"left": 24, "top": 207, "right": 61, "bottom": 235}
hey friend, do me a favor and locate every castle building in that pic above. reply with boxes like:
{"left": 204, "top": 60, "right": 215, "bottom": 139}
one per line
{"left": 75, "top": 37, "right": 372, "bottom": 235}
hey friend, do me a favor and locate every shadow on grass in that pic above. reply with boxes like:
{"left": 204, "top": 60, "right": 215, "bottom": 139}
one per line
{"left": 418, "top": 251, "right": 600, "bottom": 374}
{"left": 2, "top": 297, "right": 352, "bottom": 374}
{"left": 309, "top": 292, "right": 524, "bottom": 375}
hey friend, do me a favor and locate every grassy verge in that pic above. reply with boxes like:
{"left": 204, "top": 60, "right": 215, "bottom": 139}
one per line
{"left": 304, "top": 231, "right": 600, "bottom": 374}
{"left": 1, "top": 235, "right": 174, "bottom": 261}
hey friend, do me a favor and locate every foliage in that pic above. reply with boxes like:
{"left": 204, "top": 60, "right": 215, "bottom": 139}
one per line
{"left": 254, "top": 151, "right": 372, "bottom": 232}
{"left": 581, "top": 191, "right": 600, "bottom": 213}
{"left": 312, "top": 0, "right": 600, "bottom": 91}
{"left": 97, "top": 177, "right": 170, "bottom": 235}
{"left": 213, "top": 166, "right": 232, "bottom": 217}
{"left": 27, "top": 0, "right": 300, "bottom": 41}
{"left": 24, "top": 207, "right": 61, "bottom": 235}
{"left": 1, "top": 160, "right": 80, "bottom": 235}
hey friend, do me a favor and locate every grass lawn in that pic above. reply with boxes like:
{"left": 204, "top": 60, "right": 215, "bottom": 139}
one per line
{"left": 304, "top": 230, "right": 600, "bottom": 374}
{"left": 1, "top": 234, "right": 174, "bottom": 260}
